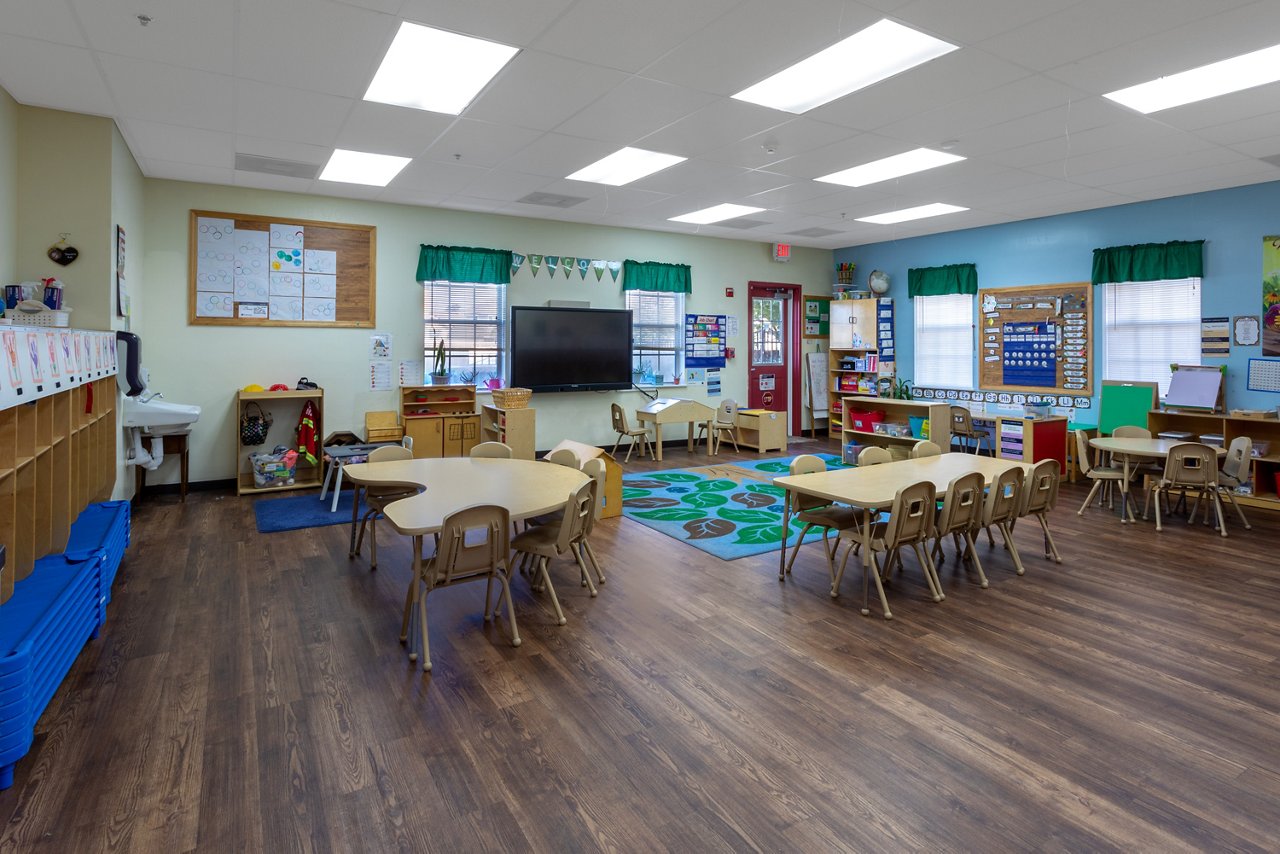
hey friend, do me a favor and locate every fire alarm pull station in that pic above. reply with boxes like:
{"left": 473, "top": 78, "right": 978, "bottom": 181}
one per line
{"left": 725, "top": 286, "right": 734, "bottom": 297}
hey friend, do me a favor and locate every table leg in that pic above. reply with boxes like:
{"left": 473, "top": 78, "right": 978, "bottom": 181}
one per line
{"left": 407, "top": 535, "right": 422, "bottom": 662}
{"left": 778, "top": 489, "right": 792, "bottom": 580}
{"left": 687, "top": 421, "right": 695, "bottom": 455}
{"left": 652, "top": 422, "right": 663, "bottom": 461}
{"left": 330, "top": 465, "right": 344, "bottom": 513}
{"left": 319, "top": 460, "right": 333, "bottom": 501}
{"left": 348, "top": 484, "right": 362, "bottom": 557}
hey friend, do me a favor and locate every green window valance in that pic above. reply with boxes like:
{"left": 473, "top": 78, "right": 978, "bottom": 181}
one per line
{"left": 907, "top": 263, "right": 977, "bottom": 298}
{"left": 1091, "top": 239, "right": 1203, "bottom": 285}
{"left": 416, "top": 244, "right": 512, "bottom": 284}
{"left": 622, "top": 259, "right": 692, "bottom": 293}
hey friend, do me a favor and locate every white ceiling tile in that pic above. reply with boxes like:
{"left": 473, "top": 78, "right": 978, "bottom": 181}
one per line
{"left": 530, "top": 0, "right": 737, "bottom": 73}
{"left": 332, "top": 0, "right": 401, "bottom": 13}
{"left": 1143, "top": 84, "right": 1280, "bottom": 133}
{"left": 1231, "top": 136, "right": 1280, "bottom": 159}
{"left": 236, "top": 79, "right": 353, "bottom": 147}
{"left": 140, "top": 158, "right": 235, "bottom": 185}
{"left": 423, "top": 119, "right": 542, "bottom": 168}
{"left": 498, "top": 133, "right": 616, "bottom": 178}
{"left": 0, "top": 0, "right": 85, "bottom": 45}
{"left": 636, "top": 98, "right": 788, "bottom": 159}
{"left": 235, "top": 0, "right": 397, "bottom": 98}
{"left": 437, "top": 197, "right": 507, "bottom": 214}
{"left": 392, "top": 159, "right": 490, "bottom": 194}
{"left": 1104, "top": 161, "right": 1280, "bottom": 199}
{"left": 314, "top": 181, "right": 385, "bottom": 201}
{"left": 1193, "top": 111, "right": 1280, "bottom": 146}
{"left": 377, "top": 187, "right": 451, "bottom": 208}
{"left": 72, "top": 0, "right": 234, "bottom": 74}
{"left": 121, "top": 119, "right": 234, "bottom": 167}
{"left": 742, "top": 181, "right": 849, "bottom": 209}
{"left": 100, "top": 53, "right": 233, "bottom": 129}
{"left": 397, "top": 0, "right": 576, "bottom": 46}
{"left": 894, "top": 0, "right": 1075, "bottom": 45}
{"left": 334, "top": 101, "right": 453, "bottom": 157}
{"left": 622, "top": 160, "right": 747, "bottom": 196}
{"left": 1069, "top": 147, "right": 1251, "bottom": 189}
{"left": 0, "top": 35, "right": 115, "bottom": 115}
{"left": 234, "top": 135, "right": 332, "bottom": 167}
{"left": 553, "top": 76, "right": 718, "bottom": 145}
{"left": 464, "top": 50, "right": 629, "bottom": 131}
{"left": 703, "top": 118, "right": 854, "bottom": 169}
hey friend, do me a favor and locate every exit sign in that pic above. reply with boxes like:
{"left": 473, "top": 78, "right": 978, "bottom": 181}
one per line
{"left": 772, "top": 242, "right": 791, "bottom": 262}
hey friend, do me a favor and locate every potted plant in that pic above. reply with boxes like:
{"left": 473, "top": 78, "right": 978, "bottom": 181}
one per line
{"left": 429, "top": 338, "right": 450, "bottom": 385}
{"left": 632, "top": 360, "right": 650, "bottom": 385}
{"left": 886, "top": 377, "right": 913, "bottom": 400}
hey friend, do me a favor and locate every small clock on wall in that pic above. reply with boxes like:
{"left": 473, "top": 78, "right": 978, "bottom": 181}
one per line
{"left": 867, "top": 269, "right": 890, "bottom": 294}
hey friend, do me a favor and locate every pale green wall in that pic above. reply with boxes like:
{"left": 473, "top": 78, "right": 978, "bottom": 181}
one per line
{"left": 109, "top": 124, "right": 144, "bottom": 334}
{"left": 0, "top": 87, "right": 16, "bottom": 284}
{"left": 142, "top": 179, "right": 833, "bottom": 484}
{"left": 15, "top": 107, "right": 114, "bottom": 330}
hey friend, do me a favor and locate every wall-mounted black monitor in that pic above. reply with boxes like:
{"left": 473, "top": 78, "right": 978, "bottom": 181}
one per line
{"left": 509, "top": 306, "right": 633, "bottom": 392}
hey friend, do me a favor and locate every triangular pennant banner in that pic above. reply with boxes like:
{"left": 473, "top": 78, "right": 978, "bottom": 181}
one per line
{"left": 577, "top": 258, "right": 591, "bottom": 279}
{"left": 546, "top": 255, "right": 560, "bottom": 276}
{"left": 592, "top": 260, "right": 606, "bottom": 281}
{"left": 529, "top": 254, "right": 543, "bottom": 276}
{"left": 510, "top": 252, "right": 526, "bottom": 276}
{"left": 562, "top": 256, "right": 575, "bottom": 278}
{"left": 607, "top": 260, "right": 622, "bottom": 282}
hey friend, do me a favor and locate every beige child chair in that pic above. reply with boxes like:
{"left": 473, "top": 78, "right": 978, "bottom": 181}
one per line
{"left": 511, "top": 478, "right": 599, "bottom": 617}
{"left": 1143, "top": 442, "right": 1226, "bottom": 536}
{"left": 911, "top": 441, "right": 942, "bottom": 458}
{"left": 544, "top": 447, "right": 579, "bottom": 467}
{"left": 1216, "top": 436, "right": 1252, "bottom": 531}
{"left": 949, "top": 406, "right": 991, "bottom": 455}
{"left": 1022, "top": 459, "right": 1062, "bottom": 563}
{"left": 834, "top": 479, "right": 941, "bottom": 619}
{"left": 1075, "top": 429, "right": 1129, "bottom": 516}
{"left": 354, "top": 444, "right": 417, "bottom": 571}
{"left": 576, "top": 457, "right": 609, "bottom": 587}
{"left": 782, "top": 454, "right": 867, "bottom": 588}
{"left": 697, "top": 399, "right": 740, "bottom": 454}
{"left": 982, "top": 466, "right": 1027, "bottom": 576}
{"left": 610, "top": 403, "right": 652, "bottom": 463}
{"left": 470, "top": 441, "right": 513, "bottom": 458}
{"left": 858, "top": 446, "right": 892, "bottom": 466}
{"left": 931, "top": 471, "right": 988, "bottom": 589}
{"left": 399, "top": 504, "right": 518, "bottom": 672}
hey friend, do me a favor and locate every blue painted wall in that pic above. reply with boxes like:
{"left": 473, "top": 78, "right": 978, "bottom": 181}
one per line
{"left": 835, "top": 179, "right": 1280, "bottom": 411}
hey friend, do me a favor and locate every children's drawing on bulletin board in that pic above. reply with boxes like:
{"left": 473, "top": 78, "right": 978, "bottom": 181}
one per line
{"left": 1263, "top": 234, "right": 1280, "bottom": 356}
{"left": 803, "top": 295, "right": 831, "bottom": 338}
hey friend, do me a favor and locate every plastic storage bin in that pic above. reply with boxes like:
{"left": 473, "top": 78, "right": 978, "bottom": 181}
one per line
{"left": 249, "top": 449, "right": 298, "bottom": 488}
{"left": 908, "top": 416, "right": 928, "bottom": 439}
{"left": 846, "top": 409, "right": 885, "bottom": 432}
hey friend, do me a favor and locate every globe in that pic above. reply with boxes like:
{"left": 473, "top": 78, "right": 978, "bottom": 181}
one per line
{"left": 868, "top": 270, "right": 890, "bottom": 294}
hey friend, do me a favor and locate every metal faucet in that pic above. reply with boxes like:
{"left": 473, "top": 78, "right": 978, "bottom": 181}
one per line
{"left": 140, "top": 391, "right": 164, "bottom": 403}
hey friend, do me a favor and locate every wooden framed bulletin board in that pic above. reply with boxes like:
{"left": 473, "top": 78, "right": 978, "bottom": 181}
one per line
{"left": 189, "top": 210, "right": 376, "bottom": 328}
{"left": 977, "top": 281, "right": 1092, "bottom": 395}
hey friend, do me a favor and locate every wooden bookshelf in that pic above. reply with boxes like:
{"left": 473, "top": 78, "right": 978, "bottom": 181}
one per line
{"left": 234, "top": 389, "right": 325, "bottom": 495}
{"left": 480, "top": 404, "right": 535, "bottom": 459}
{"left": 400, "top": 385, "right": 480, "bottom": 459}
{"left": 827, "top": 299, "right": 892, "bottom": 439}
{"left": 1147, "top": 409, "right": 1280, "bottom": 509}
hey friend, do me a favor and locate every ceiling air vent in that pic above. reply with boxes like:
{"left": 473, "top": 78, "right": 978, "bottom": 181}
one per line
{"left": 517, "top": 192, "right": 589, "bottom": 208}
{"left": 716, "top": 217, "right": 769, "bottom": 229}
{"left": 1260, "top": 153, "right": 1280, "bottom": 169}
{"left": 234, "top": 153, "right": 321, "bottom": 180}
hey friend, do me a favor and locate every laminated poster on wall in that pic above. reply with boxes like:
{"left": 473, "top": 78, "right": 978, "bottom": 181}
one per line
{"left": 707, "top": 368, "right": 721, "bottom": 397}
{"left": 399, "top": 360, "right": 423, "bottom": 387}
{"left": 369, "top": 361, "right": 393, "bottom": 391}
{"left": 370, "top": 333, "right": 392, "bottom": 360}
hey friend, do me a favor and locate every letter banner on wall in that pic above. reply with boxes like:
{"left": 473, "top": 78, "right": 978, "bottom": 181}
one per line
{"left": 685, "top": 313, "right": 726, "bottom": 369}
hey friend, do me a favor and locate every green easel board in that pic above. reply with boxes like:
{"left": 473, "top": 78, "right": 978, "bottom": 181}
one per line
{"left": 1099, "top": 380, "right": 1158, "bottom": 436}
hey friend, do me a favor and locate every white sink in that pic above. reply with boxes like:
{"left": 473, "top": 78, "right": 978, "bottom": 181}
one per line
{"left": 122, "top": 397, "right": 201, "bottom": 431}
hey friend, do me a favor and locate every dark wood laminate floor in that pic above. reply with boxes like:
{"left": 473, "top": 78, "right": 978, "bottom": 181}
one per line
{"left": 4, "top": 439, "right": 1280, "bottom": 852}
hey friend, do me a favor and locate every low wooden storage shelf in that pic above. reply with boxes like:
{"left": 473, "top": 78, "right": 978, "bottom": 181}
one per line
{"left": 480, "top": 403, "right": 535, "bottom": 459}
{"left": 234, "top": 388, "right": 324, "bottom": 496}
{"left": 735, "top": 409, "right": 787, "bottom": 453}
{"left": 840, "top": 397, "right": 951, "bottom": 458}
{"left": 1147, "top": 408, "right": 1280, "bottom": 509}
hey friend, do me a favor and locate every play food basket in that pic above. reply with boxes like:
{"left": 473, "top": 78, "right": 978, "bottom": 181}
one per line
{"left": 490, "top": 387, "right": 531, "bottom": 409}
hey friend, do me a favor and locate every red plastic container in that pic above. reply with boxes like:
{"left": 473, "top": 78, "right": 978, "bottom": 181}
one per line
{"left": 846, "top": 409, "right": 886, "bottom": 432}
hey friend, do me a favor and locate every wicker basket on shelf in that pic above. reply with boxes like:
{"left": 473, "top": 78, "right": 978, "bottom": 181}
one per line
{"left": 489, "top": 387, "right": 531, "bottom": 409}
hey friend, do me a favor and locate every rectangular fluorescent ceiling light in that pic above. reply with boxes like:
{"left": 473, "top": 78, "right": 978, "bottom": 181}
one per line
{"left": 669, "top": 203, "right": 766, "bottom": 225}
{"left": 320, "top": 149, "right": 411, "bottom": 186}
{"left": 857, "top": 202, "right": 967, "bottom": 225}
{"left": 817, "top": 148, "right": 965, "bottom": 187}
{"left": 1104, "top": 43, "right": 1280, "bottom": 114}
{"left": 566, "top": 147, "right": 687, "bottom": 186}
{"left": 732, "top": 19, "right": 957, "bottom": 114}
{"left": 364, "top": 22, "right": 519, "bottom": 115}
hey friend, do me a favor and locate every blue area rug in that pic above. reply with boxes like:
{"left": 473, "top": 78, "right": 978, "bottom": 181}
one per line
{"left": 254, "top": 490, "right": 369, "bottom": 533}
{"left": 621, "top": 454, "right": 851, "bottom": 561}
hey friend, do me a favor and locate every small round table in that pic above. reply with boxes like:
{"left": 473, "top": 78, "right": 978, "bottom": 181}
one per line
{"left": 1088, "top": 437, "right": 1225, "bottom": 523}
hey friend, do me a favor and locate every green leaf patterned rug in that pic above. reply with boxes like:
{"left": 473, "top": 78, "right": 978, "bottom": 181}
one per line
{"left": 621, "top": 454, "right": 849, "bottom": 561}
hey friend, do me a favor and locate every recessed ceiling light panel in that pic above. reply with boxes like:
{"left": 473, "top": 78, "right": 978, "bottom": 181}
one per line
{"left": 1104, "top": 43, "right": 1280, "bottom": 114}
{"left": 319, "top": 149, "right": 411, "bottom": 186}
{"left": 732, "top": 19, "right": 958, "bottom": 114}
{"left": 816, "top": 147, "right": 965, "bottom": 187}
{"left": 364, "top": 22, "right": 519, "bottom": 115}
{"left": 669, "top": 203, "right": 766, "bottom": 225}
{"left": 566, "top": 147, "right": 687, "bottom": 186}
{"left": 856, "top": 202, "right": 967, "bottom": 225}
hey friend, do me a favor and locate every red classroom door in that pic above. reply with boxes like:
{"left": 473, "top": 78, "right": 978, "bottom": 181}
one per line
{"left": 747, "top": 282, "right": 802, "bottom": 434}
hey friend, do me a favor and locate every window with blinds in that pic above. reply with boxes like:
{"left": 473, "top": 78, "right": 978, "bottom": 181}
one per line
{"left": 913, "top": 293, "right": 974, "bottom": 389}
{"left": 422, "top": 280, "right": 506, "bottom": 383}
{"left": 1103, "top": 278, "right": 1201, "bottom": 396}
{"left": 626, "top": 290, "right": 684, "bottom": 381}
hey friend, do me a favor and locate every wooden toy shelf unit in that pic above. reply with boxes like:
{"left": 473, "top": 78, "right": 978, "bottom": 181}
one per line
{"left": 400, "top": 385, "right": 481, "bottom": 458}
{"left": 189, "top": 210, "right": 376, "bottom": 328}
{"left": 234, "top": 389, "right": 325, "bottom": 496}
{"left": 827, "top": 299, "right": 891, "bottom": 439}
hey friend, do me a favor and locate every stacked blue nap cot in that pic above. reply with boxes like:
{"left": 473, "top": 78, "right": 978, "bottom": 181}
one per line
{"left": 0, "top": 501, "right": 130, "bottom": 790}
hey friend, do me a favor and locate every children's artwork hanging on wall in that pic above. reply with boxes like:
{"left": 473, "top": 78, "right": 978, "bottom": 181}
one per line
{"left": 189, "top": 209, "right": 375, "bottom": 328}
{"left": 977, "top": 281, "right": 1092, "bottom": 395}
{"left": 1263, "top": 234, "right": 1280, "bottom": 356}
